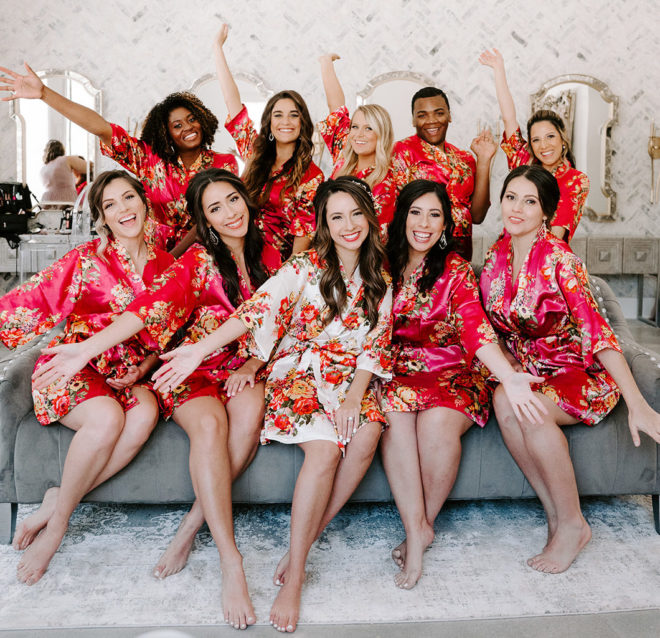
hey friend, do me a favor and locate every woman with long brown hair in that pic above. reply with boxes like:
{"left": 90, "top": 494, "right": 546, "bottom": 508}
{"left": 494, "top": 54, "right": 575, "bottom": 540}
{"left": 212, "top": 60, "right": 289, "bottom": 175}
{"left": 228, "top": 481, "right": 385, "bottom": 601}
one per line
{"left": 214, "top": 24, "right": 324, "bottom": 260}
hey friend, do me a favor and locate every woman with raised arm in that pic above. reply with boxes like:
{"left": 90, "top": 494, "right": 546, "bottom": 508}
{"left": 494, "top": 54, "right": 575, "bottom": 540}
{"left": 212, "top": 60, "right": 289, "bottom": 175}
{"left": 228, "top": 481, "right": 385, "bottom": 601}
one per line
{"left": 214, "top": 24, "right": 324, "bottom": 261}
{"left": 0, "top": 170, "right": 174, "bottom": 585}
{"left": 39, "top": 139, "right": 88, "bottom": 203}
{"left": 0, "top": 63, "right": 238, "bottom": 254}
{"left": 316, "top": 54, "right": 397, "bottom": 236}
{"left": 31, "top": 168, "right": 281, "bottom": 630}
{"left": 379, "top": 179, "right": 545, "bottom": 589}
{"left": 480, "top": 165, "right": 660, "bottom": 574}
{"left": 479, "top": 48, "right": 589, "bottom": 242}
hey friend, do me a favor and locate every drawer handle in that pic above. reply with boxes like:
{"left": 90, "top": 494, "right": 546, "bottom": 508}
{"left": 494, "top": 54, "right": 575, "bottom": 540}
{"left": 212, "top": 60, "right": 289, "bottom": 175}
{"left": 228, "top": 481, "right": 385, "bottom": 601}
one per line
{"left": 598, "top": 250, "right": 611, "bottom": 262}
{"left": 635, "top": 250, "right": 648, "bottom": 262}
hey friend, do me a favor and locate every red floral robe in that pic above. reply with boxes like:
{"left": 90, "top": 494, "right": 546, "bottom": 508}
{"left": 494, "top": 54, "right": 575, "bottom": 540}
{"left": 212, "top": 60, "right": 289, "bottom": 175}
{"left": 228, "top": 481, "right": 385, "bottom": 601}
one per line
{"left": 100, "top": 123, "right": 238, "bottom": 250}
{"left": 0, "top": 239, "right": 174, "bottom": 424}
{"left": 226, "top": 105, "right": 324, "bottom": 260}
{"left": 480, "top": 226, "right": 620, "bottom": 424}
{"left": 127, "top": 242, "right": 281, "bottom": 417}
{"left": 501, "top": 128, "right": 589, "bottom": 242}
{"left": 233, "top": 249, "right": 392, "bottom": 451}
{"left": 381, "top": 253, "right": 498, "bottom": 426}
{"left": 392, "top": 135, "right": 476, "bottom": 260}
{"left": 317, "top": 106, "right": 398, "bottom": 234}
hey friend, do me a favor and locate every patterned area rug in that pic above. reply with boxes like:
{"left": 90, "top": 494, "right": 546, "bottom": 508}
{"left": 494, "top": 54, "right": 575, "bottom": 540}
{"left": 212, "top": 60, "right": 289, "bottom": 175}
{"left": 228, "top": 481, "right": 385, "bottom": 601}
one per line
{"left": 1, "top": 497, "right": 659, "bottom": 629}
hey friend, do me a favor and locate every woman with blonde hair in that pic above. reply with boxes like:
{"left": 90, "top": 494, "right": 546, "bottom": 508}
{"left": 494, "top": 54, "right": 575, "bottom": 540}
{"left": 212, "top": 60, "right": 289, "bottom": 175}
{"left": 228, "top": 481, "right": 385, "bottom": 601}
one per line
{"left": 317, "top": 54, "right": 397, "bottom": 234}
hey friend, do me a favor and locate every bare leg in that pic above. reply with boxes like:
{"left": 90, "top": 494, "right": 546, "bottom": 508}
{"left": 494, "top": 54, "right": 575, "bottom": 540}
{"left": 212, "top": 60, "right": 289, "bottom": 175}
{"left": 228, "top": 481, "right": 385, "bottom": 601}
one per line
{"left": 173, "top": 396, "right": 255, "bottom": 629}
{"left": 270, "top": 440, "right": 341, "bottom": 633}
{"left": 493, "top": 385, "right": 558, "bottom": 544}
{"left": 153, "top": 383, "right": 264, "bottom": 580}
{"left": 14, "top": 387, "right": 158, "bottom": 551}
{"left": 17, "top": 396, "right": 127, "bottom": 585}
{"left": 496, "top": 390, "right": 589, "bottom": 573}
{"left": 273, "top": 421, "right": 381, "bottom": 586}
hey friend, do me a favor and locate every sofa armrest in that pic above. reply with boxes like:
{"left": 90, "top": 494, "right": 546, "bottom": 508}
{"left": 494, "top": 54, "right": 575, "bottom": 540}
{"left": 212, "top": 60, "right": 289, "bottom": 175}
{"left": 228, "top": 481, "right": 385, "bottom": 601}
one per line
{"left": 0, "top": 334, "right": 51, "bottom": 501}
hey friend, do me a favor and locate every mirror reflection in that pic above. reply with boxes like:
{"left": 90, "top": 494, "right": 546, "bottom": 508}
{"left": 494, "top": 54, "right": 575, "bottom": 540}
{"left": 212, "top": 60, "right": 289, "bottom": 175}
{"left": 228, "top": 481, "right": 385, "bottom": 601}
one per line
{"left": 10, "top": 70, "right": 100, "bottom": 203}
{"left": 531, "top": 75, "right": 618, "bottom": 221}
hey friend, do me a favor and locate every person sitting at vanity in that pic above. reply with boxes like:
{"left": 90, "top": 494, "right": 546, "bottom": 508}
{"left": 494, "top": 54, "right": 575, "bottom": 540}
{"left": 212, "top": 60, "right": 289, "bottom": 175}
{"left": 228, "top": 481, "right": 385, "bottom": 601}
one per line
{"left": 391, "top": 87, "right": 496, "bottom": 261}
{"left": 40, "top": 139, "right": 88, "bottom": 205}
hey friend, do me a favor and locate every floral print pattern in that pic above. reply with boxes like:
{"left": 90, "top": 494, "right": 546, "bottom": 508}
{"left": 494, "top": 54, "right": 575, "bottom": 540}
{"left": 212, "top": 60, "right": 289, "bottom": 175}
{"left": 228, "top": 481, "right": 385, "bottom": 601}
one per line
{"left": 480, "top": 226, "right": 621, "bottom": 424}
{"left": 500, "top": 127, "right": 590, "bottom": 241}
{"left": 234, "top": 248, "right": 392, "bottom": 450}
{"left": 226, "top": 105, "right": 324, "bottom": 260}
{"left": 380, "top": 253, "right": 498, "bottom": 426}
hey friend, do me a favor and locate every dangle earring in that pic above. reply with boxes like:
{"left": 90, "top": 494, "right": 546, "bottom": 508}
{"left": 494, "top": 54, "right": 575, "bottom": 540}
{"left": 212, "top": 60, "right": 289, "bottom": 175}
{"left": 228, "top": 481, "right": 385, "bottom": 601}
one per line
{"left": 439, "top": 230, "right": 448, "bottom": 249}
{"left": 268, "top": 131, "right": 274, "bottom": 142}
{"left": 208, "top": 227, "right": 219, "bottom": 246}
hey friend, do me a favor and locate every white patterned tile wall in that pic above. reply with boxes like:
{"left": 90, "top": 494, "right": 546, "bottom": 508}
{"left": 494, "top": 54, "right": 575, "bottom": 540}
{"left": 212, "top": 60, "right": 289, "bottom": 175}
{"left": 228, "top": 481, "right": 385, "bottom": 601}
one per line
{"left": 1, "top": 0, "right": 659, "bottom": 239}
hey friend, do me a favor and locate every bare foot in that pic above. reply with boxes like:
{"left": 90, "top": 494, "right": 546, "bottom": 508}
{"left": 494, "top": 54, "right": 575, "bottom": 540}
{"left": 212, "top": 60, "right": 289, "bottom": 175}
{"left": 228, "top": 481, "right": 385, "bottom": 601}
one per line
{"left": 544, "top": 513, "right": 558, "bottom": 549}
{"left": 273, "top": 550, "right": 290, "bottom": 586}
{"left": 528, "top": 518, "right": 591, "bottom": 574}
{"left": 16, "top": 523, "right": 65, "bottom": 585}
{"left": 391, "top": 539, "right": 407, "bottom": 568}
{"left": 394, "top": 522, "right": 434, "bottom": 590}
{"left": 221, "top": 557, "right": 256, "bottom": 630}
{"left": 153, "top": 510, "right": 200, "bottom": 579}
{"left": 270, "top": 577, "right": 303, "bottom": 633}
{"left": 13, "top": 487, "right": 60, "bottom": 551}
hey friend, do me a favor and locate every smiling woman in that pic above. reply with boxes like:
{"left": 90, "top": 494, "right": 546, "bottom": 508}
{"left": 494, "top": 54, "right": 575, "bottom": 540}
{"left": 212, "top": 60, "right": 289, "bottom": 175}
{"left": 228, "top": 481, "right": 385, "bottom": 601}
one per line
{"left": 0, "top": 63, "right": 238, "bottom": 254}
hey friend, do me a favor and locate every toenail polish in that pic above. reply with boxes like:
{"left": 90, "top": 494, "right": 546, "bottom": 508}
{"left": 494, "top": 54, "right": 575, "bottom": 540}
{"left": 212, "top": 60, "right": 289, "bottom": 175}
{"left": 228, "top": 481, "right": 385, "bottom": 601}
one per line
{"left": 287, "top": 625, "right": 294, "bottom": 631}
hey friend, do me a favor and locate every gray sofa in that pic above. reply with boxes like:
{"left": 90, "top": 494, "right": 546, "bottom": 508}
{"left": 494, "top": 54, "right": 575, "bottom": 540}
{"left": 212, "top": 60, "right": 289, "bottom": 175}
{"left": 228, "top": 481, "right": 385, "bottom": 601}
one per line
{"left": 1, "top": 275, "right": 658, "bottom": 543}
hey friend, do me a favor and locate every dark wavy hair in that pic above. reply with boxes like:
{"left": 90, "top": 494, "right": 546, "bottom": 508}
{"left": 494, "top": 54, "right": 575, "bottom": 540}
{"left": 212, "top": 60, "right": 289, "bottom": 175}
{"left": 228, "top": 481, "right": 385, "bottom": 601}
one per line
{"left": 411, "top": 86, "right": 451, "bottom": 115}
{"left": 500, "top": 165, "right": 561, "bottom": 224}
{"left": 141, "top": 92, "right": 219, "bottom": 165}
{"left": 312, "top": 176, "right": 387, "bottom": 327}
{"left": 88, "top": 170, "right": 149, "bottom": 256}
{"left": 43, "top": 139, "right": 65, "bottom": 164}
{"left": 526, "top": 109, "right": 576, "bottom": 168}
{"left": 185, "top": 168, "right": 268, "bottom": 307}
{"left": 386, "top": 180, "right": 455, "bottom": 293}
{"left": 242, "top": 90, "right": 314, "bottom": 208}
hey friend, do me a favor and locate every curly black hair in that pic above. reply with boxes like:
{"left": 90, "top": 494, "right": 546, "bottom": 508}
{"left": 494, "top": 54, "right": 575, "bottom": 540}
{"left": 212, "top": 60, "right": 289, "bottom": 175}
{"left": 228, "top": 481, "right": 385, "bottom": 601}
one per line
{"left": 141, "top": 92, "right": 219, "bottom": 165}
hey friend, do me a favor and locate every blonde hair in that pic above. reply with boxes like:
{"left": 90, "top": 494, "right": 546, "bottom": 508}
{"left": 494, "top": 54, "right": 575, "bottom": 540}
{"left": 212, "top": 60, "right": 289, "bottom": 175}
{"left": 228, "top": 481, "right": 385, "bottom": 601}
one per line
{"left": 335, "top": 104, "right": 394, "bottom": 188}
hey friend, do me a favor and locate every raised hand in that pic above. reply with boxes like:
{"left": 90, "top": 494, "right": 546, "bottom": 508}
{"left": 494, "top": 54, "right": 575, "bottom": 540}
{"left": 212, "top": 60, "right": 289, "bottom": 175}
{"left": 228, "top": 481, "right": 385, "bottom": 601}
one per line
{"left": 0, "top": 62, "right": 44, "bottom": 101}
{"left": 470, "top": 128, "right": 497, "bottom": 161}
{"left": 501, "top": 372, "right": 548, "bottom": 425}
{"left": 478, "top": 48, "right": 505, "bottom": 71}
{"left": 152, "top": 343, "right": 205, "bottom": 393}
{"left": 319, "top": 53, "right": 341, "bottom": 63}
{"left": 215, "top": 23, "right": 229, "bottom": 48}
{"left": 32, "top": 342, "right": 92, "bottom": 391}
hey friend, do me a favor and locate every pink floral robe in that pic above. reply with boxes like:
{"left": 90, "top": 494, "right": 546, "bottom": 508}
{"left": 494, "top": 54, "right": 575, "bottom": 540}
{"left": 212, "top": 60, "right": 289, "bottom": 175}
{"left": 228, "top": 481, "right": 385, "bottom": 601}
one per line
{"left": 317, "top": 106, "right": 398, "bottom": 234}
{"left": 501, "top": 128, "right": 589, "bottom": 242}
{"left": 380, "top": 253, "right": 498, "bottom": 425}
{"left": 100, "top": 123, "right": 239, "bottom": 250}
{"left": 233, "top": 248, "right": 392, "bottom": 451}
{"left": 226, "top": 105, "right": 324, "bottom": 260}
{"left": 0, "top": 239, "right": 174, "bottom": 424}
{"left": 392, "top": 135, "right": 477, "bottom": 260}
{"left": 127, "top": 242, "right": 281, "bottom": 417}
{"left": 479, "top": 226, "right": 621, "bottom": 424}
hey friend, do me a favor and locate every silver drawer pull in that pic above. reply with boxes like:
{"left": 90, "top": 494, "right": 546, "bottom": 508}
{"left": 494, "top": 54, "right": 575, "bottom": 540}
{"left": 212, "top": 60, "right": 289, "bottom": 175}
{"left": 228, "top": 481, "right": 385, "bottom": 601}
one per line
{"left": 634, "top": 250, "right": 648, "bottom": 261}
{"left": 598, "top": 250, "right": 611, "bottom": 262}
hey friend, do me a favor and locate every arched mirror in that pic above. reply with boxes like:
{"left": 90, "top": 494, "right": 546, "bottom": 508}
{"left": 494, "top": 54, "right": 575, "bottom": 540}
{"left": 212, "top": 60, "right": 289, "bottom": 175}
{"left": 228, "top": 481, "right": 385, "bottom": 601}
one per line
{"left": 190, "top": 72, "right": 272, "bottom": 173}
{"left": 531, "top": 75, "right": 618, "bottom": 222}
{"left": 9, "top": 69, "right": 101, "bottom": 202}
{"left": 357, "top": 71, "right": 436, "bottom": 141}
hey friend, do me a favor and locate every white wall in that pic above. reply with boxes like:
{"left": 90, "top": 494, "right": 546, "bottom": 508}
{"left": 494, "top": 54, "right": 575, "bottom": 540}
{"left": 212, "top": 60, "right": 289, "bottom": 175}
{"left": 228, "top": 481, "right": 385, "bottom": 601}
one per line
{"left": 1, "top": 0, "right": 659, "bottom": 237}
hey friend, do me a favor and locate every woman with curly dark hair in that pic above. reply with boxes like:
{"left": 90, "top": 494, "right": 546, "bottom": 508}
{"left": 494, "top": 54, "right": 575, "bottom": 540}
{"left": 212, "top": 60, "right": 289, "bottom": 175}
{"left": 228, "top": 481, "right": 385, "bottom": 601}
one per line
{"left": 379, "top": 179, "right": 544, "bottom": 590}
{"left": 214, "top": 24, "right": 324, "bottom": 261}
{"left": 0, "top": 63, "right": 238, "bottom": 254}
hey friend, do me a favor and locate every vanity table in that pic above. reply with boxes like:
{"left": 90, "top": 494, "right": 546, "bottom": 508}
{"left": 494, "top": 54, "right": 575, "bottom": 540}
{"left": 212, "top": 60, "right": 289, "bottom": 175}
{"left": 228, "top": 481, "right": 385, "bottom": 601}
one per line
{"left": 16, "top": 233, "right": 91, "bottom": 283}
